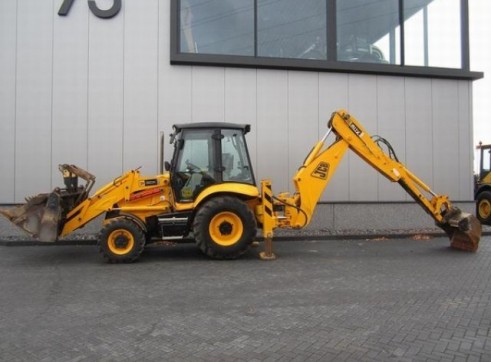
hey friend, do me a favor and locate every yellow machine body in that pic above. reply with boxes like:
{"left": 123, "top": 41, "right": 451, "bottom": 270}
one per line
{"left": 0, "top": 110, "right": 481, "bottom": 263}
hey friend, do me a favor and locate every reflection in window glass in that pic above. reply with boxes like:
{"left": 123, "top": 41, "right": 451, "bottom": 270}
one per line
{"left": 257, "top": 0, "right": 327, "bottom": 60}
{"left": 180, "top": 0, "right": 254, "bottom": 56}
{"left": 221, "top": 129, "right": 254, "bottom": 184}
{"left": 337, "top": 0, "right": 399, "bottom": 64}
{"left": 404, "top": 0, "right": 461, "bottom": 68}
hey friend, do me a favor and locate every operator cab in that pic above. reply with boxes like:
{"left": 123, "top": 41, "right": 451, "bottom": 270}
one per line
{"left": 478, "top": 143, "right": 491, "bottom": 183}
{"left": 168, "top": 123, "right": 255, "bottom": 202}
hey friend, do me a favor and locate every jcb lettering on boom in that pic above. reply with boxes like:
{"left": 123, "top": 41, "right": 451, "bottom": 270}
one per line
{"left": 311, "top": 162, "right": 330, "bottom": 180}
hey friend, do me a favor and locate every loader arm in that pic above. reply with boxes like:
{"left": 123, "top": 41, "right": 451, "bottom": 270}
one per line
{"left": 59, "top": 170, "right": 138, "bottom": 237}
{"left": 259, "top": 110, "right": 481, "bottom": 259}
{"left": 60, "top": 169, "right": 173, "bottom": 237}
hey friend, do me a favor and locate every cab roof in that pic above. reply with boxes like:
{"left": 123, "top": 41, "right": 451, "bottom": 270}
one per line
{"left": 172, "top": 122, "right": 251, "bottom": 134}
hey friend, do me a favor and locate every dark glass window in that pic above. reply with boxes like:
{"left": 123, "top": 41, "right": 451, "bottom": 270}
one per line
{"left": 172, "top": 0, "right": 481, "bottom": 80}
{"left": 337, "top": 0, "right": 399, "bottom": 64}
{"left": 180, "top": 0, "right": 254, "bottom": 56}
{"left": 257, "top": 0, "right": 327, "bottom": 60}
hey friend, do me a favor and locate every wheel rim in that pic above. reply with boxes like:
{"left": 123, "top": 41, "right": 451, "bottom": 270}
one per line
{"left": 107, "top": 229, "right": 135, "bottom": 255}
{"left": 209, "top": 211, "right": 243, "bottom": 246}
{"left": 478, "top": 199, "right": 491, "bottom": 219}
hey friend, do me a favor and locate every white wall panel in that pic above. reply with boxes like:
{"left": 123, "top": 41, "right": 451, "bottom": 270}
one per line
{"left": 159, "top": 65, "right": 192, "bottom": 166}
{"left": 288, "top": 71, "right": 319, "bottom": 194}
{"left": 87, "top": 9, "right": 124, "bottom": 186}
{"left": 432, "top": 79, "right": 460, "bottom": 198}
{"left": 52, "top": 0, "right": 89, "bottom": 185}
{"left": 405, "top": 78, "right": 433, "bottom": 196}
{"left": 15, "top": 0, "right": 53, "bottom": 201}
{"left": 123, "top": 0, "right": 159, "bottom": 173}
{"left": 347, "top": 75, "right": 378, "bottom": 201}
{"left": 158, "top": 0, "right": 192, "bottom": 166}
{"left": 191, "top": 67, "right": 225, "bottom": 123}
{"left": 224, "top": 68, "right": 257, "bottom": 171}
{"left": 0, "top": 0, "right": 17, "bottom": 202}
{"left": 318, "top": 73, "right": 349, "bottom": 201}
{"left": 256, "top": 70, "right": 289, "bottom": 193}
{"left": 376, "top": 76, "right": 406, "bottom": 201}
{"left": 0, "top": 1, "right": 478, "bottom": 207}
{"left": 457, "top": 81, "right": 473, "bottom": 200}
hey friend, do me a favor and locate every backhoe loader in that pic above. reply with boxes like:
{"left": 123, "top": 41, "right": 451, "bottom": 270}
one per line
{"left": 0, "top": 110, "right": 481, "bottom": 262}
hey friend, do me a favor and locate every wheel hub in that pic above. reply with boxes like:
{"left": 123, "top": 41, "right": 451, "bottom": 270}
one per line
{"left": 114, "top": 235, "right": 129, "bottom": 249}
{"left": 479, "top": 200, "right": 491, "bottom": 218}
{"left": 219, "top": 221, "right": 233, "bottom": 235}
{"left": 209, "top": 211, "right": 243, "bottom": 246}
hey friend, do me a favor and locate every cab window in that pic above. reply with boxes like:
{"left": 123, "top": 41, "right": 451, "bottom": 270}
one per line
{"left": 221, "top": 129, "right": 254, "bottom": 184}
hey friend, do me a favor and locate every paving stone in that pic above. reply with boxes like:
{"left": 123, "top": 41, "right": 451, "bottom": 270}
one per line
{"left": 1, "top": 236, "right": 491, "bottom": 361}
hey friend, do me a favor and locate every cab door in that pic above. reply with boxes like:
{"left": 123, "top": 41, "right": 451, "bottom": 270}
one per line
{"left": 171, "top": 129, "right": 220, "bottom": 202}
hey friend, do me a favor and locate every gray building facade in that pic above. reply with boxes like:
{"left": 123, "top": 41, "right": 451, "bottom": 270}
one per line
{"left": 0, "top": 0, "right": 483, "bottom": 228}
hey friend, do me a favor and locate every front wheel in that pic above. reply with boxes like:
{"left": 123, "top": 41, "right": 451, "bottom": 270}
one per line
{"left": 98, "top": 217, "right": 146, "bottom": 263}
{"left": 476, "top": 191, "right": 491, "bottom": 225}
{"left": 193, "top": 196, "right": 257, "bottom": 259}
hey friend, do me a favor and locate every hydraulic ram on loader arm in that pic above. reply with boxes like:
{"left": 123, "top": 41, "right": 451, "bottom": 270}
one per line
{"left": 258, "top": 110, "right": 481, "bottom": 259}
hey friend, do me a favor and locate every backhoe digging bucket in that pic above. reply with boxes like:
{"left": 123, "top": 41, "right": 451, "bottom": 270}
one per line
{"left": 0, "top": 190, "right": 62, "bottom": 242}
{"left": 439, "top": 208, "right": 482, "bottom": 252}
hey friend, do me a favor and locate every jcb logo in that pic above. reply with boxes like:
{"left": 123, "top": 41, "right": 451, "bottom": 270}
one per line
{"left": 312, "top": 162, "right": 329, "bottom": 180}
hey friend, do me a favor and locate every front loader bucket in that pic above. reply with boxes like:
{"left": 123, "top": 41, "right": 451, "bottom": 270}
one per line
{"left": 0, "top": 191, "right": 62, "bottom": 242}
{"left": 439, "top": 208, "right": 482, "bottom": 252}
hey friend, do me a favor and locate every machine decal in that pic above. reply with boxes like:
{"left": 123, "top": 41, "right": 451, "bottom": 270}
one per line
{"left": 349, "top": 122, "right": 364, "bottom": 137}
{"left": 129, "top": 187, "right": 161, "bottom": 201}
{"left": 264, "top": 183, "right": 273, "bottom": 217}
{"left": 144, "top": 179, "right": 158, "bottom": 186}
{"left": 311, "top": 162, "right": 329, "bottom": 180}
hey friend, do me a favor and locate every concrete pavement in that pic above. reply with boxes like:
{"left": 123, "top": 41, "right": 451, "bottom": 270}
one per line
{"left": 1, "top": 236, "right": 490, "bottom": 361}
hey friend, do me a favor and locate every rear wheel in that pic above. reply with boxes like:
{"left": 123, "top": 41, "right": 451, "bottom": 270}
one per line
{"left": 98, "top": 217, "right": 145, "bottom": 263}
{"left": 193, "top": 196, "right": 256, "bottom": 259}
{"left": 476, "top": 191, "right": 491, "bottom": 225}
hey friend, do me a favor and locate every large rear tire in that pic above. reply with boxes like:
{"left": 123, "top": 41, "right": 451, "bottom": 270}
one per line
{"left": 98, "top": 217, "right": 145, "bottom": 263}
{"left": 193, "top": 196, "right": 256, "bottom": 259}
{"left": 476, "top": 191, "right": 491, "bottom": 225}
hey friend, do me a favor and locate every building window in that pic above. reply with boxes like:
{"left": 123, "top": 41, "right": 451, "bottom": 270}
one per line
{"left": 257, "top": 0, "right": 327, "bottom": 60}
{"left": 171, "top": 0, "right": 482, "bottom": 80}
{"left": 180, "top": 0, "right": 254, "bottom": 56}
{"left": 337, "top": 0, "right": 400, "bottom": 65}
{"left": 404, "top": 0, "right": 461, "bottom": 68}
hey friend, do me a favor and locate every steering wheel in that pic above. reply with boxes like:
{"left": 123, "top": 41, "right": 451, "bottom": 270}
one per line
{"left": 185, "top": 160, "right": 201, "bottom": 172}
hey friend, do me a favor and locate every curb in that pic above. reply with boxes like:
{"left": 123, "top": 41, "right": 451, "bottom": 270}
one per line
{"left": 2, "top": 230, "right": 489, "bottom": 247}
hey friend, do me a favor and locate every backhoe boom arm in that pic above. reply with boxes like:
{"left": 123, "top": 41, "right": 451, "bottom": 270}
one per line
{"left": 259, "top": 110, "right": 481, "bottom": 258}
